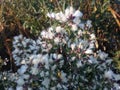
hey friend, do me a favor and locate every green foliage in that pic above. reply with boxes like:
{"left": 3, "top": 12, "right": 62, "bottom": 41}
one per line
{"left": 0, "top": 57, "right": 3, "bottom": 70}
{"left": 1, "top": 0, "right": 50, "bottom": 36}
{"left": 113, "top": 50, "right": 120, "bottom": 70}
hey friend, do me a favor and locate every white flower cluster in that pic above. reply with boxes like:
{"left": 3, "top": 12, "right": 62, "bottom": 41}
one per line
{"left": 47, "top": 6, "right": 92, "bottom": 29}
{"left": 0, "top": 6, "right": 120, "bottom": 90}
{"left": 12, "top": 35, "right": 41, "bottom": 66}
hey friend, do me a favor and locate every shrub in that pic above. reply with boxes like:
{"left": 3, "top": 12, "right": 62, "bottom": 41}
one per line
{"left": 0, "top": 6, "right": 120, "bottom": 90}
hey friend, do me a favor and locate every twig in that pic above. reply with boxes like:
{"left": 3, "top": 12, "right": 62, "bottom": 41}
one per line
{"left": 108, "top": 6, "right": 120, "bottom": 27}
{"left": 55, "top": 0, "right": 62, "bottom": 11}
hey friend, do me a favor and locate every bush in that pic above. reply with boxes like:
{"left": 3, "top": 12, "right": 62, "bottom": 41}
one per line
{"left": 0, "top": 6, "right": 120, "bottom": 90}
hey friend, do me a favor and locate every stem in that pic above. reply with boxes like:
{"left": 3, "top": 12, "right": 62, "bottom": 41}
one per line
{"left": 55, "top": 0, "right": 62, "bottom": 11}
